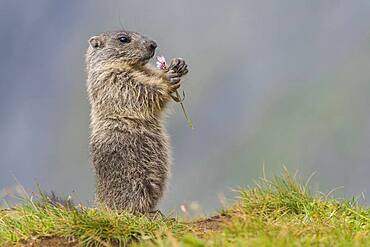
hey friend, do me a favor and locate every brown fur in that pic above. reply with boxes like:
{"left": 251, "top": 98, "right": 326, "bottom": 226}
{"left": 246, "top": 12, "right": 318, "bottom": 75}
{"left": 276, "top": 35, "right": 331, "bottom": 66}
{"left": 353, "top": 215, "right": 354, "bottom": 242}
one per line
{"left": 85, "top": 30, "right": 188, "bottom": 214}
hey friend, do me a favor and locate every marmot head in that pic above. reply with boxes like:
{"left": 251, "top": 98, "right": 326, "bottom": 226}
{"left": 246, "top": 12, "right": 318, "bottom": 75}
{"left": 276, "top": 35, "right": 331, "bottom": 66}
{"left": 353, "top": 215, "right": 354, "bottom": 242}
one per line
{"left": 86, "top": 30, "right": 157, "bottom": 68}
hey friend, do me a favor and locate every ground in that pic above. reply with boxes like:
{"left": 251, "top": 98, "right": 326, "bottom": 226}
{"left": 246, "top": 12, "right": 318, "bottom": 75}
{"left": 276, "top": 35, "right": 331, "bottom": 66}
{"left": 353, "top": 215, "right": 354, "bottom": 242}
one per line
{"left": 0, "top": 171, "right": 369, "bottom": 246}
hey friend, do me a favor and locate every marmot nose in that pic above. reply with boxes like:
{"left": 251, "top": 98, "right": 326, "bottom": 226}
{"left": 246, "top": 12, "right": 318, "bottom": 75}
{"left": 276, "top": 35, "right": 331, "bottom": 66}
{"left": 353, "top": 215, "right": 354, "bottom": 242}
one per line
{"left": 147, "top": 40, "right": 157, "bottom": 50}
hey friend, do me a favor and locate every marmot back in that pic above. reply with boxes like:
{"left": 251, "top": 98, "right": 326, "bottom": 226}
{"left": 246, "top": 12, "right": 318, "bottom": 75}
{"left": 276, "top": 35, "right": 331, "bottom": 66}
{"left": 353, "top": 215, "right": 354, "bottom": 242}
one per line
{"left": 85, "top": 30, "right": 188, "bottom": 214}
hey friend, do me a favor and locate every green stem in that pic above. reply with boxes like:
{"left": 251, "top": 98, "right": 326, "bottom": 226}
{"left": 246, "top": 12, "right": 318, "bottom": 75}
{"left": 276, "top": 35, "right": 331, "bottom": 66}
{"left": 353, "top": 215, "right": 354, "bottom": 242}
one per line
{"left": 175, "top": 90, "right": 194, "bottom": 129}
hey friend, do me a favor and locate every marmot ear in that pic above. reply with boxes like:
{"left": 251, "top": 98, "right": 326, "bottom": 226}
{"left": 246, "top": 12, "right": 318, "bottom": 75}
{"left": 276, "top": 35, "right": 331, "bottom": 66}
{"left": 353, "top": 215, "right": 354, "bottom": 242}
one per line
{"left": 89, "top": 36, "right": 103, "bottom": 49}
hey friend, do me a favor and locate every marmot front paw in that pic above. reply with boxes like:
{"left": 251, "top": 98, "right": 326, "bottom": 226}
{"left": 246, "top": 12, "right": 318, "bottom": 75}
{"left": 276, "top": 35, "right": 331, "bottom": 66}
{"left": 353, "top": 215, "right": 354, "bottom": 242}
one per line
{"left": 166, "top": 58, "right": 188, "bottom": 91}
{"left": 168, "top": 58, "right": 188, "bottom": 77}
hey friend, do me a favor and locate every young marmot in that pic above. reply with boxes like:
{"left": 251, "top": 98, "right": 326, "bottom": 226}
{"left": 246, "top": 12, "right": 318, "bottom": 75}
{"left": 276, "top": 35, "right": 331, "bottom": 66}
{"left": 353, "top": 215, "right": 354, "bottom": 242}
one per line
{"left": 85, "top": 30, "right": 188, "bottom": 214}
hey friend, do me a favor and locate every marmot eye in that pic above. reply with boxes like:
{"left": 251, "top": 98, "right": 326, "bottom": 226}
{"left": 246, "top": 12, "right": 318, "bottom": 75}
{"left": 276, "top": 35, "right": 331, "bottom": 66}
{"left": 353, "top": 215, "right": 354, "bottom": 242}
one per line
{"left": 118, "top": 36, "right": 130, "bottom": 43}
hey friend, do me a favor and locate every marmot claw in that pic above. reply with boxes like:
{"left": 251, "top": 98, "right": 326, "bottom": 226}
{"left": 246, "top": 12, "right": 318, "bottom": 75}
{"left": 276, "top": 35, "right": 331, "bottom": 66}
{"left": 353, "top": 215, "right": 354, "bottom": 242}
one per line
{"left": 168, "top": 58, "right": 188, "bottom": 77}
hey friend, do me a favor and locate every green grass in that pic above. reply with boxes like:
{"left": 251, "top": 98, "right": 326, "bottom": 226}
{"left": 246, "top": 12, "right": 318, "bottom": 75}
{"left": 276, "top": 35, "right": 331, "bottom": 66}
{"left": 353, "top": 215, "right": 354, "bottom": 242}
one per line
{"left": 0, "top": 171, "right": 369, "bottom": 246}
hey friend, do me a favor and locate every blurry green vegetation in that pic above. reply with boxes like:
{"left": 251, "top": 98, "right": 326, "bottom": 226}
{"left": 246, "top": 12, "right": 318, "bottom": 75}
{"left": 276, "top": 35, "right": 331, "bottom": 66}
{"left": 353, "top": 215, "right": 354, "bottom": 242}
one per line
{"left": 0, "top": 171, "right": 369, "bottom": 246}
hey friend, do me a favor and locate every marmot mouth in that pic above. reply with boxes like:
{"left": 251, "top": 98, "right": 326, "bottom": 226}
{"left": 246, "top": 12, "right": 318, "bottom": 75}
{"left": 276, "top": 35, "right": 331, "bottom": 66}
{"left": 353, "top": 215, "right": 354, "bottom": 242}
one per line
{"left": 142, "top": 50, "right": 155, "bottom": 62}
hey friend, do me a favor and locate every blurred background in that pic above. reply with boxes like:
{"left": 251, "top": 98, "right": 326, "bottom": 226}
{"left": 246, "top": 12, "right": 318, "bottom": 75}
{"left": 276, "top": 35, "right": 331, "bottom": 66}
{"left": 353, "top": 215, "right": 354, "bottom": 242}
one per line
{"left": 1, "top": 0, "right": 370, "bottom": 215}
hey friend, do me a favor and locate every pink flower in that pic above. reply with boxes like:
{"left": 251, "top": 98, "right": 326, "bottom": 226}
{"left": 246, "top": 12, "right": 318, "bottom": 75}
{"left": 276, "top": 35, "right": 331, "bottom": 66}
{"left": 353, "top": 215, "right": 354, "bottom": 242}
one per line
{"left": 156, "top": 56, "right": 168, "bottom": 70}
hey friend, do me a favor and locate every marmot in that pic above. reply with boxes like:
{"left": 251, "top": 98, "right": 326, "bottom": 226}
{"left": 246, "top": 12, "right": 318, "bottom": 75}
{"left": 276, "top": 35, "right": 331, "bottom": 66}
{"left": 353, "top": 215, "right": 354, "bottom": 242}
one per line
{"left": 85, "top": 30, "right": 188, "bottom": 214}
